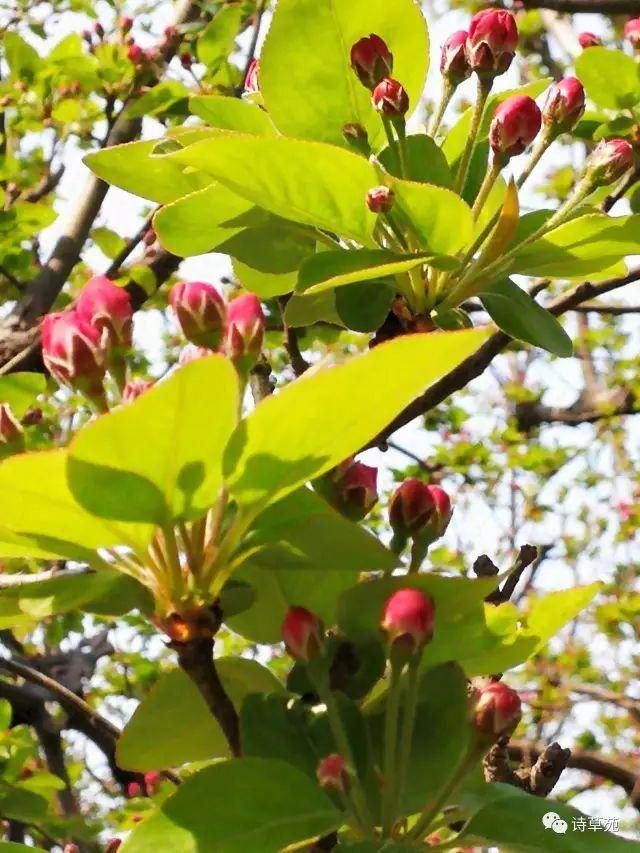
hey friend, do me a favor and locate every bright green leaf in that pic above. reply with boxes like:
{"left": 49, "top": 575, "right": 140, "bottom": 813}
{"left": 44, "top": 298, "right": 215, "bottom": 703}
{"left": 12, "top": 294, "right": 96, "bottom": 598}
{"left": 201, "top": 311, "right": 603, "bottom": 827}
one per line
{"left": 197, "top": 5, "right": 244, "bottom": 68}
{"left": 379, "top": 134, "right": 453, "bottom": 186}
{"left": 0, "top": 373, "right": 46, "bottom": 417}
{"left": 190, "top": 95, "right": 275, "bottom": 136}
{"left": 121, "top": 758, "right": 341, "bottom": 852}
{"left": 575, "top": 46, "right": 640, "bottom": 110}
{"left": 68, "top": 357, "right": 239, "bottom": 526}
{"left": 91, "top": 226, "right": 126, "bottom": 260}
{"left": 224, "top": 329, "right": 487, "bottom": 510}
{"left": 260, "top": 0, "right": 428, "bottom": 148}
{"left": 391, "top": 179, "right": 474, "bottom": 255}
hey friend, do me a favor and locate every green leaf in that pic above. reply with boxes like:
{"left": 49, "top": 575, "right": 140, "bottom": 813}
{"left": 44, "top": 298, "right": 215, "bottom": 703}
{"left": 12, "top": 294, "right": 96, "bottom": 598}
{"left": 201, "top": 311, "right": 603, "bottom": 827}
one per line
{"left": 575, "top": 46, "right": 640, "bottom": 110}
{"left": 391, "top": 179, "right": 474, "bottom": 255}
{"left": 167, "top": 134, "right": 380, "bottom": 246}
{"left": 224, "top": 329, "right": 487, "bottom": 510}
{"left": 0, "top": 698, "right": 12, "bottom": 729}
{"left": 260, "top": 0, "right": 428, "bottom": 148}
{"left": 242, "top": 488, "right": 396, "bottom": 573}
{"left": 3, "top": 33, "right": 40, "bottom": 80}
{"left": 296, "top": 249, "right": 457, "bottom": 295}
{"left": 459, "top": 779, "right": 636, "bottom": 851}
{"left": 68, "top": 357, "right": 239, "bottom": 526}
{"left": 120, "top": 758, "right": 341, "bottom": 852}
{"left": 335, "top": 281, "right": 394, "bottom": 332}
{"left": 0, "top": 570, "right": 151, "bottom": 629}
{"left": 190, "top": 95, "right": 275, "bottom": 136}
{"left": 479, "top": 279, "right": 573, "bottom": 357}
{"left": 126, "top": 81, "right": 190, "bottom": 119}
{"left": 511, "top": 214, "right": 640, "bottom": 278}
{"left": 0, "top": 373, "right": 46, "bottom": 417}
{"left": 85, "top": 140, "right": 212, "bottom": 204}
{"left": 284, "top": 291, "right": 343, "bottom": 327}
{"left": 91, "top": 226, "right": 126, "bottom": 260}
{"left": 0, "top": 450, "right": 151, "bottom": 560}
{"left": 0, "top": 843, "right": 46, "bottom": 852}
{"left": 379, "top": 134, "right": 452, "bottom": 186}
{"left": 118, "top": 660, "right": 285, "bottom": 770}
{"left": 153, "top": 183, "right": 254, "bottom": 257}
{"left": 197, "top": 5, "right": 244, "bottom": 68}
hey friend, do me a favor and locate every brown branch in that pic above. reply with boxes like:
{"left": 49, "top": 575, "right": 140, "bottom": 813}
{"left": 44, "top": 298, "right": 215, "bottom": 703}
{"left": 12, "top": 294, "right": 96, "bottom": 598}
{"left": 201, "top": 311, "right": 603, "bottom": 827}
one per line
{"left": 20, "top": 165, "right": 65, "bottom": 203}
{"left": 0, "top": 565, "right": 92, "bottom": 588}
{"left": 508, "top": 739, "right": 640, "bottom": 810}
{"left": 484, "top": 737, "right": 570, "bottom": 797}
{"left": 485, "top": 545, "right": 539, "bottom": 604}
{"left": 171, "top": 635, "right": 241, "bottom": 757}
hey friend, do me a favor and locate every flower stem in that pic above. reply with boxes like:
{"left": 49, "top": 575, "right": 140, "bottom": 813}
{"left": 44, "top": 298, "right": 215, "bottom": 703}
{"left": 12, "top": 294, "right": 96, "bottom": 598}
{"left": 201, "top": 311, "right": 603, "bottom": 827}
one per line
{"left": 471, "top": 159, "right": 501, "bottom": 220}
{"left": 313, "top": 675, "right": 375, "bottom": 834}
{"left": 428, "top": 81, "right": 454, "bottom": 138}
{"left": 395, "top": 658, "right": 421, "bottom": 817}
{"left": 407, "top": 747, "right": 477, "bottom": 841}
{"left": 381, "top": 662, "right": 403, "bottom": 836}
{"left": 454, "top": 77, "right": 492, "bottom": 194}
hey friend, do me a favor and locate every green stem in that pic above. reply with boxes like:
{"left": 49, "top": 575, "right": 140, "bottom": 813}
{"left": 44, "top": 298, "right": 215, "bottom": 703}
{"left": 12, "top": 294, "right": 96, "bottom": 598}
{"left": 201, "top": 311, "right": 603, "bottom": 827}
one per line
{"left": 407, "top": 747, "right": 476, "bottom": 841}
{"left": 161, "top": 524, "right": 184, "bottom": 601}
{"left": 454, "top": 77, "right": 491, "bottom": 194}
{"left": 395, "top": 659, "right": 421, "bottom": 817}
{"left": 396, "top": 121, "right": 409, "bottom": 179}
{"left": 381, "top": 663, "right": 403, "bottom": 836}
{"left": 408, "top": 540, "right": 426, "bottom": 573}
{"left": 314, "top": 675, "right": 375, "bottom": 834}
{"left": 471, "top": 159, "right": 501, "bottom": 220}
{"left": 427, "top": 81, "right": 454, "bottom": 138}
{"left": 382, "top": 116, "right": 400, "bottom": 174}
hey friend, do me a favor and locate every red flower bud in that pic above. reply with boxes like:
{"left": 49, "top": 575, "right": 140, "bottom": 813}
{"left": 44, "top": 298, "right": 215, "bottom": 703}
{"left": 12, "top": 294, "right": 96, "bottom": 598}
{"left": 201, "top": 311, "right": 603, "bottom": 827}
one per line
{"left": 578, "top": 31, "right": 601, "bottom": 49}
{"left": 467, "top": 9, "right": 518, "bottom": 77}
{"left": 586, "top": 138, "right": 635, "bottom": 186}
{"left": 366, "top": 186, "right": 394, "bottom": 214}
{"left": 489, "top": 94, "right": 541, "bottom": 159}
{"left": 225, "top": 293, "right": 265, "bottom": 372}
{"left": 350, "top": 34, "right": 393, "bottom": 90}
{"left": 105, "top": 840, "right": 122, "bottom": 853}
{"left": 244, "top": 58, "right": 260, "bottom": 95}
{"left": 169, "top": 280, "right": 226, "bottom": 349}
{"left": 180, "top": 52, "right": 193, "bottom": 70}
{"left": 163, "top": 25, "right": 178, "bottom": 41}
{"left": 127, "top": 781, "right": 142, "bottom": 798}
{"left": 472, "top": 680, "right": 522, "bottom": 738}
{"left": 76, "top": 275, "right": 133, "bottom": 350}
{"left": 42, "top": 310, "right": 106, "bottom": 402}
{"left": 144, "top": 770, "right": 161, "bottom": 795}
{"left": 372, "top": 78, "right": 409, "bottom": 118}
{"left": 440, "top": 30, "right": 471, "bottom": 84}
{"left": 281, "top": 606, "right": 323, "bottom": 662}
{"left": 316, "top": 457, "right": 378, "bottom": 521}
{"left": 122, "top": 377, "right": 154, "bottom": 404}
{"left": 625, "top": 18, "right": 640, "bottom": 49}
{"left": 63, "top": 845, "right": 80, "bottom": 853}
{"left": 389, "top": 478, "right": 452, "bottom": 544}
{"left": 93, "top": 21, "right": 104, "bottom": 38}
{"left": 119, "top": 16, "right": 133, "bottom": 32}
{"left": 0, "top": 404, "right": 23, "bottom": 447}
{"left": 381, "top": 588, "right": 435, "bottom": 654}
{"left": 143, "top": 227, "right": 156, "bottom": 246}
{"left": 316, "top": 754, "right": 348, "bottom": 793}
{"left": 542, "top": 77, "right": 585, "bottom": 133}
{"left": 127, "top": 43, "right": 144, "bottom": 64}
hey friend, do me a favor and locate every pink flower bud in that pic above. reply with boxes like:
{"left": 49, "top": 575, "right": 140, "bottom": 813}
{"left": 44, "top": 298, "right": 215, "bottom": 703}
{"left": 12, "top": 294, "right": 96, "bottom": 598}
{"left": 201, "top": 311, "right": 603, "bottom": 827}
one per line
{"left": 467, "top": 9, "right": 518, "bottom": 77}
{"left": 76, "top": 275, "right": 133, "bottom": 350}
{"left": 225, "top": 293, "right": 265, "bottom": 372}
{"left": 93, "top": 21, "right": 104, "bottom": 38}
{"left": 350, "top": 34, "right": 393, "bottom": 90}
{"left": 169, "top": 280, "right": 226, "bottom": 349}
{"left": 119, "top": 16, "right": 133, "bottom": 32}
{"left": 316, "top": 754, "right": 348, "bottom": 793}
{"left": 122, "top": 377, "right": 154, "bottom": 404}
{"left": 366, "top": 186, "right": 394, "bottom": 214}
{"left": 625, "top": 18, "right": 640, "bottom": 49}
{"left": 316, "top": 457, "right": 378, "bottom": 521}
{"left": 381, "top": 588, "right": 435, "bottom": 654}
{"left": 105, "top": 840, "right": 122, "bottom": 853}
{"left": 144, "top": 770, "right": 161, "bottom": 795}
{"left": 281, "top": 606, "right": 323, "bottom": 662}
{"left": 163, "top": 25, "right": 178, "bottom": 41}
{"left": 578, "top": 31, "right": 601, "bottom": 49}
{"left": 0, "top": 404, "right": 23, "bottom": 447}
{"left": 586, "top": 138, "right": 635, "bottom": 186}
{"left": 440, "top": 30, "right": 471, "bottom": 84}
{"left": 127, "top": 781, "right": 142, "bottom": 798}
{"left": 472, "top": 680, "right": 522, "bottom": 738}
{"left": 127, "top": 43, "right": 144, "bottom": 64}
{"left": 542, "top": 77, "right": 585, "bottom": 133}
{"left": 41, "top": 310, "right": 106, "bottom": 402}
{"left": 389, "top": 478, "right": 452, "bottom": 543}
{"left": 180, "top": 52, "right": 193, "bottom": 70}
{"left": 244, "top": 58, "right": 260, "bottom": 94}
{"left": 489, "top": 94, "right": 541, "bottom": 159}
{"left": 63, "top": 845, "right": 80, "bottom": 853}
{"left": 372, "top": 78, "right": 409, "bottom": 118}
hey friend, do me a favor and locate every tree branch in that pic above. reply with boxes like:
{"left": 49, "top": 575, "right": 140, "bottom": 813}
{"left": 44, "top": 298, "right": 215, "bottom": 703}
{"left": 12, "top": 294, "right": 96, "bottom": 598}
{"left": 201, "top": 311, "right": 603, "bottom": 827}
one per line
{"left": 519, "top": 0, "right": 640, "bottom": 13}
